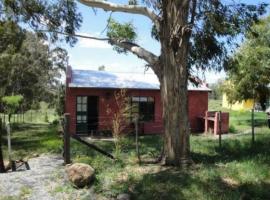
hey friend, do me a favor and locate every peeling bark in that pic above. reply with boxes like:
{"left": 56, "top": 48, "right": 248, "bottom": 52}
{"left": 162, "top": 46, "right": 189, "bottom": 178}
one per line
{"left": 77, "top": 0, "right": 160, "bottom": 30}
{"left": 159, "top": 0, "right": 191, "bottom": 166}
{"left": 75, "top": 0, "right": 193, "bottom": 167}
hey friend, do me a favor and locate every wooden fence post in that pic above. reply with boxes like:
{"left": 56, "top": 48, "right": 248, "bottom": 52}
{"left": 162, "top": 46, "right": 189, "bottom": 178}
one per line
{"left": 219, "top": 111, "right": 222, "bottom": 148}
{"left": 64, "top": 113, "right": 71, "bottom": 165}
{"left": 251, "top": 108, "right": 255, "bottom": 144}
{"left": 0, "top": 118, "right": 5, "bottom": 173}
{"left": 134, "top": 116, "right": 141, "bottom": 164}
{"left": 6, "top": 122, "right": 16, "bottom": 171}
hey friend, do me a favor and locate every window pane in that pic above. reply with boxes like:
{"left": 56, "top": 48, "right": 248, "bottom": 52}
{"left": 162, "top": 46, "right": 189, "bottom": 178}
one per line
{"left": 82, "top": 104, "right": 87, "bottom": 112}
{"left": 82, "top": 97, "right": 87, "bottom": 104}
{"left": 77, "top": 115, "right": 82, "bottom": 122}
{"left": 77, "top": 96, "right": 82, "bottom": 103}
{"left": 140, "top": 97, "right": 147, "bottom": 102}
{"left": 77, "top": 104, "right": 82, "bottom": 112}
{"left": 82, "top": 115, "right": 87, "bottom": 122}
{"left": 132, "top": 97, "right": 140, "bottom": 102}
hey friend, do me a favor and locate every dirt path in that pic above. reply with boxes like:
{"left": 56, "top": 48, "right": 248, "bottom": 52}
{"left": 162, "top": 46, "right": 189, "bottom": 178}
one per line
{"left": 0, "top": 154, "right": 95, "bottom": 200}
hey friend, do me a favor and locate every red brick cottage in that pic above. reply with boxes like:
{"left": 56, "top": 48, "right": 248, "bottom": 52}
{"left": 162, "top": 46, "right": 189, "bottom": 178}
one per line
{"left": 65, "top": 66, "right": 211, "bottom": 135}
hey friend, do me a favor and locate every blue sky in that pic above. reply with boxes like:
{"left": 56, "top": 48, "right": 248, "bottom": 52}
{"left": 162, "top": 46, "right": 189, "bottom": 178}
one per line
{"left": 62, "top": 0, "right": 268, "bottom": 84}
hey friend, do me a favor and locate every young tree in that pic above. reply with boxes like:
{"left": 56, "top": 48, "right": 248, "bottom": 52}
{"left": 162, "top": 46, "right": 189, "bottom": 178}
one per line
{"left": 1, "top": 0, "right": 267, "bottom": 166}
{"left": 224, "top": 16, "right": 270, "bottom": 110}
{"left": 2, "top": 95, "right": 23, "bottom": 122}
{"left": 106, "top": 89, "right": 131, "bottom": 158}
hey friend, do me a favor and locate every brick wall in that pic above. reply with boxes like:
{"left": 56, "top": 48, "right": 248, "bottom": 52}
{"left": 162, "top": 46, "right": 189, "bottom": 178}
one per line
{"left": 65, "top": 87, "right": 208, "bottom": 134}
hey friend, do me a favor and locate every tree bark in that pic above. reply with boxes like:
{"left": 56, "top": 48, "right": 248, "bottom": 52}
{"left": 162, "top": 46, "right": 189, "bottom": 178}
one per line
{"left": 159, "top": 0, "right": 191, "bottom": 166}
{"left": 75, "top": 0, "right": 193, "bottom": 167}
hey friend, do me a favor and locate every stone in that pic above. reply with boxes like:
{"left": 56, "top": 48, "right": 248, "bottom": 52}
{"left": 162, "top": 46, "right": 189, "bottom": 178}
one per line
{"left": 66, "top": 163, "right": 95, "bottom": 188}
{"left": 117, "top": 193, "right": 130, "bottom": 200}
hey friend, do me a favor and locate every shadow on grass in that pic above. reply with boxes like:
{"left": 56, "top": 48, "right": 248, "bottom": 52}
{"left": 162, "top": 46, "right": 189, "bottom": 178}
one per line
{"left": 192, "top": 134, "right": 270, "bottom": 166}
{"left": 2, "top": 123, "right": 61, "bottom": 158}
{"left": 124, "top": 168, "right": 270, "bottom": 200}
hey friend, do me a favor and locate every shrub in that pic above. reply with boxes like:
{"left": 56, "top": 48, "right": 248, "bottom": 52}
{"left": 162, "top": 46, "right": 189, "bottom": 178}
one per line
{"left": 229, "top": 124, "right": 237, "bottom": 133}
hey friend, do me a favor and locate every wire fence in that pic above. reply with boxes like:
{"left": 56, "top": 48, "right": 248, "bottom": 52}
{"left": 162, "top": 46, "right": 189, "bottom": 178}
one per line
{"left": 0, "top": 109, "right": 58, "bottom": 124}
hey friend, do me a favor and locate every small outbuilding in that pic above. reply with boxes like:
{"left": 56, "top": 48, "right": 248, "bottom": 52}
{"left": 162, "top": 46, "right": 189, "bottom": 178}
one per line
{"left": 65, "top": 66, "right": 211, "bottom": 135}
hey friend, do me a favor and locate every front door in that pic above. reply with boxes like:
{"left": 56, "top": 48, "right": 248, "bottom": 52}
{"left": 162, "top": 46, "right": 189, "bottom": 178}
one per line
{"left": 76, "top": 96, "right": 99, "bottom": 134}
{"left": 87, "top": 96, "right": 99, "bottom": 132}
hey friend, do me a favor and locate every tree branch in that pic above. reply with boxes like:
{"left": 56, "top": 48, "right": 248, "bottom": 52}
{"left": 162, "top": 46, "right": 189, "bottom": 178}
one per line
{"left": 77, "top": 0, "right": 160, "bottom": 30}
{"left": 39, "top": 29, "right": 160, "bottom": 75}
{"left": 111, "top": 40, "right": 160, "bottom": 73}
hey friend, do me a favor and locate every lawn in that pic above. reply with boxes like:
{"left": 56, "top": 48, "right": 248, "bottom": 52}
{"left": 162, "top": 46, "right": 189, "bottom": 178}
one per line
{"left": 1, "top": 105, "right": 270, "bottom": 199}
{"left": 209, "top": 99, "right": 268, "bottom": 133}
{"left": 1, "top": 123, "right": 62, "bottom": 160}
{"left": 71, "top": 131, "right": 270, "bottom": 199}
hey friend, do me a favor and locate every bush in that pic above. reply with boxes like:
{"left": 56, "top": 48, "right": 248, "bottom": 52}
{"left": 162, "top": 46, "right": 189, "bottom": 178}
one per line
{"left": 229, "top": 124, "right": 237, "bottom": 133}
{"left": 51, "top": 119, "right": 59, "bottom": 125}
{"left": 44, "top": 112, "right": 49, "bottom": 122}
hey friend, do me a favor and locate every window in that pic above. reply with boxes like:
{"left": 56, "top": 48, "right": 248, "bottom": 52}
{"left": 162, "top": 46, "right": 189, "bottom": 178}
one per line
{"left": 131, "top": 96, "right": 155, "bottom": 122}
{"left": 76, "top": 96, "right": 87, "bottom": 124}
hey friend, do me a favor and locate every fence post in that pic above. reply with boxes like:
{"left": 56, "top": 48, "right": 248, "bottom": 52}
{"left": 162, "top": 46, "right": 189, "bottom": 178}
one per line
{"left": 0, "top": 118, "right": 5, "bottom": 173}
{"left": 6, "top": 122, "right": 16, "bottom": 171}
{"left": 218, "top": 111, "right": 222, "bottom": 148}
{"left": 134, "top": 116, "right": 141, "bottom": 164}
{"left": 64, "top": 113, "right": 71, "bottom": 165}
{"left": 251, "top": 108, "right": 255, "bottom": 144}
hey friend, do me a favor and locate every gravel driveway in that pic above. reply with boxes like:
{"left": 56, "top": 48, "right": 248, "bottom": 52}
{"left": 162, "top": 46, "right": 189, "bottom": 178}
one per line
{"left": 0, "top": 155, "right": 95, "bottom": 200}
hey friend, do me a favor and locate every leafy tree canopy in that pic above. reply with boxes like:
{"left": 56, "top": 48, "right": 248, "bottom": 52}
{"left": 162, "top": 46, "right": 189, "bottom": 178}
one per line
{"left": 2, "top": 95, "right": 23, "bottom": 116}
{"left": 223, "top": 16, "right": 270, "bottom": 110}
{"left": 0, "top": 1, "right": 267, "bottom": 77}
{"left": 0, "top": 20, "right": 68, "bottom": 111}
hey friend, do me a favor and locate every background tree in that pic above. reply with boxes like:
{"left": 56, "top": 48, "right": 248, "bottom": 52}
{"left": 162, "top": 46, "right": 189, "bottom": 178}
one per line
{"left": 224, "top": 16, "right": 270, "bottom": 111}
{"left": 2, "top": 95, "right": 23, "bottom": 122}
{"left": 209, "top": 79, "right": 224, "bottom": 100}
{"left": 0, "top": 0, "right": 267, "bottom": 166}
{"left": 0, "top": 20, "right": 68, "bottom": 111}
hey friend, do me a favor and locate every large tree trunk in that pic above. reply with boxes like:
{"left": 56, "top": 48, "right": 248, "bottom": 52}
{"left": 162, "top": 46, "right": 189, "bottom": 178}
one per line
{"left": 159, "top": 1, "right": 191, "bottom": 166}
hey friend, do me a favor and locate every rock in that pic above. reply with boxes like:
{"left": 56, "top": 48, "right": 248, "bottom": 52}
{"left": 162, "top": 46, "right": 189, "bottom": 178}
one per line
{"left": 66, "top": 163, "right": 95, "bottom": 188}
{"left": 32, "top": 153, "right": 39, "bottom": 157}
{"left": 117, "top": 193, "right": 130, "bottom": 200}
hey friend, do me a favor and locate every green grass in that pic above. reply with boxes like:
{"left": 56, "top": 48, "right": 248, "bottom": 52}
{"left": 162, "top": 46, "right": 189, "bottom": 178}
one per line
{"left": 69, "top": 131, "right": 270, "bottom": 200}
{"left": 2, "top": 123, "right": 62, "bottom": 160}
{"left": 209, "top": 99, "right": 268, "bottom": 133}
{"left": 1, "top": 106, "right": 270, "bottom": 199}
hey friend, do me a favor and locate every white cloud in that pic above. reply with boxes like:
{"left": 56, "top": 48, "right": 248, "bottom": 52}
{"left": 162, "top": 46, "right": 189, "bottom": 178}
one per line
{"left": 77, "top": 32, "right": 111, "bottom": 49}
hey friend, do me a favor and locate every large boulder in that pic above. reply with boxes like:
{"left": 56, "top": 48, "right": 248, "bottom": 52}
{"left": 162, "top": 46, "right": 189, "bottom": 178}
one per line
{"left": 66, "top": 163, "right": 95, "bottom": 188}
{"left": 117, "top": 193, "right": 130, "bottom": 200}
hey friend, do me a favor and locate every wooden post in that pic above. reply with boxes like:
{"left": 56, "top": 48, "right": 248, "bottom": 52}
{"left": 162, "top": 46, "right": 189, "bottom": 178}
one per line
{"left": 0, "top": 118, "right": 5, "bottom": 173}
{"left": 219, "top": 111, "right": 222, "bottom": 148}
{"left": 6, "top": 122, "right": 16, "bottom": 171}
{"left": 251, "top": 108, "right": 255, "bottom": 144}
{"left": 134, "top": 116, "right": 141, "bottom": 164}
{"left": 64, "top": 113, "right": 71, "bottom": 164}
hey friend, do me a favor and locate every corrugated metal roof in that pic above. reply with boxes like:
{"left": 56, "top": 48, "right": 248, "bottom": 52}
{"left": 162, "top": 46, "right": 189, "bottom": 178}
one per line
{"left": 68, "top": 69, "right": 211, "bottom": 91}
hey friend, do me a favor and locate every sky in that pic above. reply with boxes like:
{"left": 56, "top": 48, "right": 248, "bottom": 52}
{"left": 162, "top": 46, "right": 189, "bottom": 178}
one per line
{"left": 61, "top": 0, "right": 268, "bottom": 84}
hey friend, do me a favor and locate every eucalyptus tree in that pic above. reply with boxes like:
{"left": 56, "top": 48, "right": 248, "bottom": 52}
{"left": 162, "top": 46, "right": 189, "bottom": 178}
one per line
{"left": 0, "top": 0, "right": 267, "bottom": 166}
